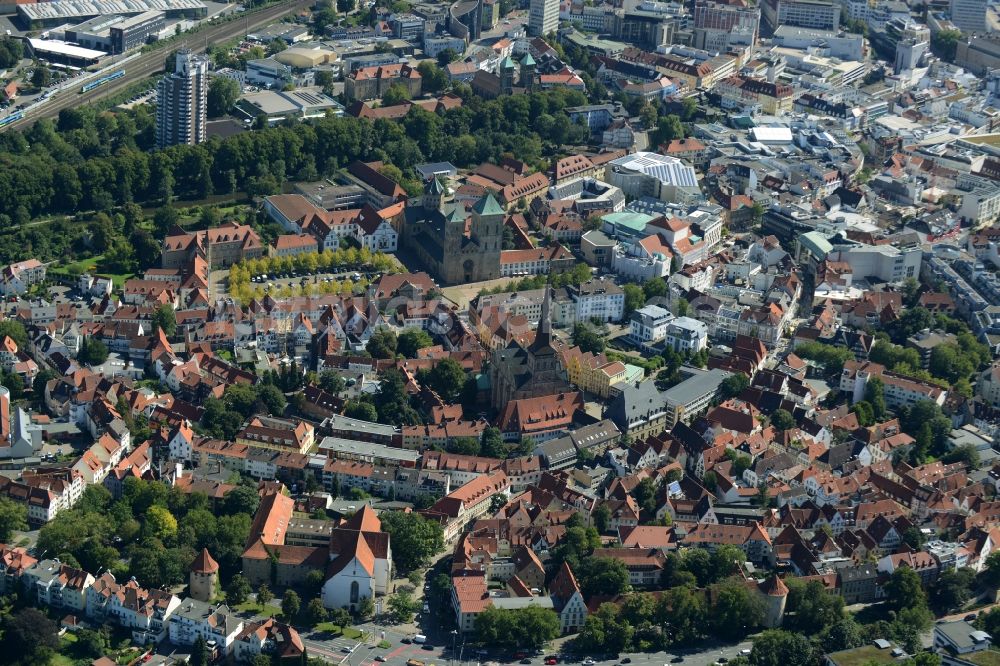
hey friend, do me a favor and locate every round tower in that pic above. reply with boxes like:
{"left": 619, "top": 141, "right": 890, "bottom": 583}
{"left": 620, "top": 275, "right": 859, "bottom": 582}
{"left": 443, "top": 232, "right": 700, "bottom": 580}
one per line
{"left": 759, "top": 575, "right": 788, "bottom": 628}
{"left": 189, "top": 548, "right": 219, "bottom": 602}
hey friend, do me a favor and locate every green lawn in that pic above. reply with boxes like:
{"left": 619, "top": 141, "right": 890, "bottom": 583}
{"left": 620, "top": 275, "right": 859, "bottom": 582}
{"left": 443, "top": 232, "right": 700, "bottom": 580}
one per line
{"left": 827, "top": 645, "right": 900, "bottom": 666}
{"left": 51, "top": 255, "right": 104, "bottom": 276}
{"left": 965, "top": 650, "right": 1000, "bottom": 666}
{"left": 314, "top": 622, "right": 344, "bottom": 634}
{"left": 50, "top": 254, "right": 134, "bottom": 289}
{"left": 234, "top": 600, "right": 282, "bottom": 617}
{"left": 311, "top": 623, "right": 365, "bottom": 640}
{"left": 52, "top": 634, "right": 78, "bottom": 666}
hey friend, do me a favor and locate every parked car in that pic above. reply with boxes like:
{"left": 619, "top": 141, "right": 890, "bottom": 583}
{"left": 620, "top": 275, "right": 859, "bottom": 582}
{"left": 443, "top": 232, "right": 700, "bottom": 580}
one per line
{"left": 545, "top": 659, "right": 558, "bottom": 665}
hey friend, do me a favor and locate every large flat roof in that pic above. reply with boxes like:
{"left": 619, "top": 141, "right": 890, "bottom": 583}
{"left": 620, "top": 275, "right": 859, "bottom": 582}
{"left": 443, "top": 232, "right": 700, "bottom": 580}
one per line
{"left": 663, "top": 368, "right": 731, "bottom": 406}
{"left": 319, "top": 437, "right": 420, "bottom": 462}
{"left": 20, "top": 0, "right": 204, "bottom": 21}
{"left": 28, "top": 38, "right": 105, "bottom": 59}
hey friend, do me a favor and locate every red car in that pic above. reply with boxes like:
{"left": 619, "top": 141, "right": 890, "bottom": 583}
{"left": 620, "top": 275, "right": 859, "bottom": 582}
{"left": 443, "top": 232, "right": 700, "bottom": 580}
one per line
{"left": 545, "top": 658, "right": 558, "bottom": 664}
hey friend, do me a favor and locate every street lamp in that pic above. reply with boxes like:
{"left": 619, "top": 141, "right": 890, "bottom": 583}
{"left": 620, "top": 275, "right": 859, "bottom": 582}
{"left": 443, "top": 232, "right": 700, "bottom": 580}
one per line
{"left": 451, "top": 629, "right": 459, "bottom": 666}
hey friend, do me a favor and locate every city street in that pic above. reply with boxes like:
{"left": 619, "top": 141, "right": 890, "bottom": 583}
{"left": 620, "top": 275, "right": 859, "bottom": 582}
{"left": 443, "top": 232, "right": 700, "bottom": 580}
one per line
{"left": 301, "top": 608, "right": 756, "bottom": 666}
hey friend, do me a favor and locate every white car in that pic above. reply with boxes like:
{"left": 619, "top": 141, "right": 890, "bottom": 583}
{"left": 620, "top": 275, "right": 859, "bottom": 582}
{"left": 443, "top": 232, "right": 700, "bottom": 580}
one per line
{"left": 583, "top": 660, "right": 595, "bottom": 665}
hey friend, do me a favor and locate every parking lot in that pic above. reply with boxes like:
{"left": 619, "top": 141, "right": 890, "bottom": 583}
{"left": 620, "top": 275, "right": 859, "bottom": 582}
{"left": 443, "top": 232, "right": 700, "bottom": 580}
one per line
{"left": 245, "top": 269, "right": 380, "bottom": 295}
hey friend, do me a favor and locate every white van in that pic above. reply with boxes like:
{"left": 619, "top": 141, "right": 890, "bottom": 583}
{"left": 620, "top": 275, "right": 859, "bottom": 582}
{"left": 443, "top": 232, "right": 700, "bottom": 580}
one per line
{"left": 414, "top": 635, "right": 427, "bottom": 644}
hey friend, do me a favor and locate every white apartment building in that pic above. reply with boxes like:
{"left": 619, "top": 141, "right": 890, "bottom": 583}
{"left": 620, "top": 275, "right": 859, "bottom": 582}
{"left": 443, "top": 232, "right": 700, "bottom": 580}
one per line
{"left": 629, "top": 304, "right": 674, "bottom": 343}
{"left": 567, "top": 278, "right": 625, "bottom": 323}
{"left": 169, "top": 598, "right": 244, "bottom": 655}
{"left": 950, "top": 0, "right": 987, "bottom": 33}
{"left": 529, "top": 0, "right": 559, "bottom": 36}
{"left": 827, "top": 244, "right": 922, "bottom": 284}
{"left": 665, "top": 316, "right": 709, "bottom": 354}
{"left": 156, "top": 50, "right": 208, "bottom": 148}
{"left": 1, "top": 259, "right": 46, "bottom": 295}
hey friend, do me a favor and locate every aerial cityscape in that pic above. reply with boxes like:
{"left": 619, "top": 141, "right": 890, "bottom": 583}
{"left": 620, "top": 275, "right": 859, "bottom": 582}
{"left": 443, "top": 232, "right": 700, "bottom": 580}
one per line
{"left": 0, "top": 0, "right": 999, "bottom": 663}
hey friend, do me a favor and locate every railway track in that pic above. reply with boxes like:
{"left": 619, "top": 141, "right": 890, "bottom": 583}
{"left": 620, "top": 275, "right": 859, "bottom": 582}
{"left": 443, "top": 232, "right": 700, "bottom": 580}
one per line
{"left": 1, "top": 0, "right": 314, "bottom": 131}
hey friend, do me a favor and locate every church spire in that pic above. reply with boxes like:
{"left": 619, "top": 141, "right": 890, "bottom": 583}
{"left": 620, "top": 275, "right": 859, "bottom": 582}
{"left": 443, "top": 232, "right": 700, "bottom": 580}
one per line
{"left": 537, "top": 285, "right": 552, "bottom": 347}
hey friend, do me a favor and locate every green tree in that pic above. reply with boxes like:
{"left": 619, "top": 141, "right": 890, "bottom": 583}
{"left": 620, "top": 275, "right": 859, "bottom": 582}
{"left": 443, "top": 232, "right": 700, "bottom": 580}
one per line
{"left": 578, "top": 557, "right": 631, "bottom": 598}
{"left": 306, "top": 597, "right": 329, "bottom": 626}
{"left": 146, "top": 505, "right": 178, "bottom": 541}
{"left": 32, "top": 65, "right": 51, "bottom": 88}
{"left": 256, "top": 383, "right": 287, "bottom": 416}
{"left": 481, "top": 426, "right": 506, "bottom": 458}
{"left": 0, "top": 495, "right": 28, "bottom": 542}
{"left": 356, "top": 594, "right": 375, "bottom": 620}
{"left": 931, "top": 29, "right": 962, "bottom": 62}
{"left": 6, "top": 608, "right": 60, "bottom": 664}
{"left": 771, "top": 409, "right": 795, "bottom": 431}
{"left": 978, "top": 607, "right": 1000, "bottom": 636}
{"left": 720, "top": 373, "right": 750, "bottom": 399}
{"left": 318, "top": 370, "right": 346, "bottom": 394}
{"left": 884, "top": 566, "right": 927, "bottom": 612}
{"left": 78, "top": 337, "right": 109, "bottom": 365}
{"left": 0, "top": 37, "right": 24, "bottom": 69}
{"left": 382, "top": 84, "right": 412, "bottom": 106}
{"left": 983, "top": 551, "right": 1000, "bottom": 588}
{"left": 191, "top": 636, "right": 209, "bottom": 666}
{"left": 374, "top": 369, "right": 421, "bottom": 425}
{"left": 472, "top": 605, "right": 558, "bottom": 647}
{"left": 417, "top": 60, "right": 449, "bottom": 94}
{"left": 437, "top": 48, "right": 459, "bottom": 66}
{"left": 710, "top": 577, "right": 764, "bottom": 640}
{"left": 397, "top": 328, "right": 434, "bottom": 358}
{"left": 282, "top": 590, "right": 302, "bottom": 620}
{"left": 784, "top": 579, "right": 844, "bottom": 634}
{"left": 227, "top": 573, "right": 252, "bottom": 605}
{"left": 930, "top": 568, "right": 976, "bottom": 614}
{"left": 153, "top": 206, "right": 181, "bottom": 237}
{"left": 593, "top": 502, "right": 611, "bottom": 533}
{"left": 1, "top": 370, "right": 23, "bottom": 400}
{"left": 223, "top": 485, "right": 261, "bottom": 516}
{"left": 367, "top": 328, "right": 398, "bottom": 358}
{"left": 208, "top": 77, "right": 241, "bottom": 118}
{"left": 643, "top": 277, "right": 668, "bottom": 300}
{"left": 345, "top": 400, "right": 378, "bottom": 421}
{"left": 865, "top": 377, "right": 887, "bottom": 420}
{"left": 623, "top": 283, "right": 645, "bottom": 316}
{"left": 652, "top": 114, "right": 684, "bottom": 146}
{"left": 819, "top": 617, "right": 864, "bottom": 653}
{"left": 388, "top": 589, "right": 420, "bottom": 623}
{"left": 426, "top": 357, "right": 467, "bottom": 403}
{"left": 379, "top": 510, "right": 444, "bottom": 573}
{"left": 750, "top": 630, "right": 815, "bottom": 666}
{"left": 942, "top": 444, "right": 980, "bottom": 470}
{"left": 258, "top": 583, "right": 274, "bottom": 606}
{"left": 577, "top": 603, "right": 634, "bottom": 654}
{"left": 573, "top": 323, "right": 606, "bottom": 354}
{"left": 152, "top": 303, "right": 177, "bottom": 337}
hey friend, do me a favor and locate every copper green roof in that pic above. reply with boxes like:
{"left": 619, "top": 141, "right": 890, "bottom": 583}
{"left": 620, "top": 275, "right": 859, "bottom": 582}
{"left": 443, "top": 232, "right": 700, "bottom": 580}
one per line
{"left": 501, "top": 56, "right": 515, "bottom": 69}
{"left": 520, "top": 53, "right": 535, "bottom": 66}
{"left": 472, "top": 193, "right": 504, "bottom": 217}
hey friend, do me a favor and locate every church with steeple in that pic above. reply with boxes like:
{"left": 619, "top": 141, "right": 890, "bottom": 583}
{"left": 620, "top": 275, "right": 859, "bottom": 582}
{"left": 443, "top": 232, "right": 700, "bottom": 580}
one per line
{"left": 489, "top": 287, "right": 573, "bottom": 410}
{"left": 402, "top": 178, "right": 504, "bottom": 285}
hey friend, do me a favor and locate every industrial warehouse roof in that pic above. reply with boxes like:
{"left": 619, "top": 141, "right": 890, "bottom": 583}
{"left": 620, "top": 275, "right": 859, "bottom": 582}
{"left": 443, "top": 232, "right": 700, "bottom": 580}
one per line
{"left": 19, "top": 0, "right": 205, "bottom": 20}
